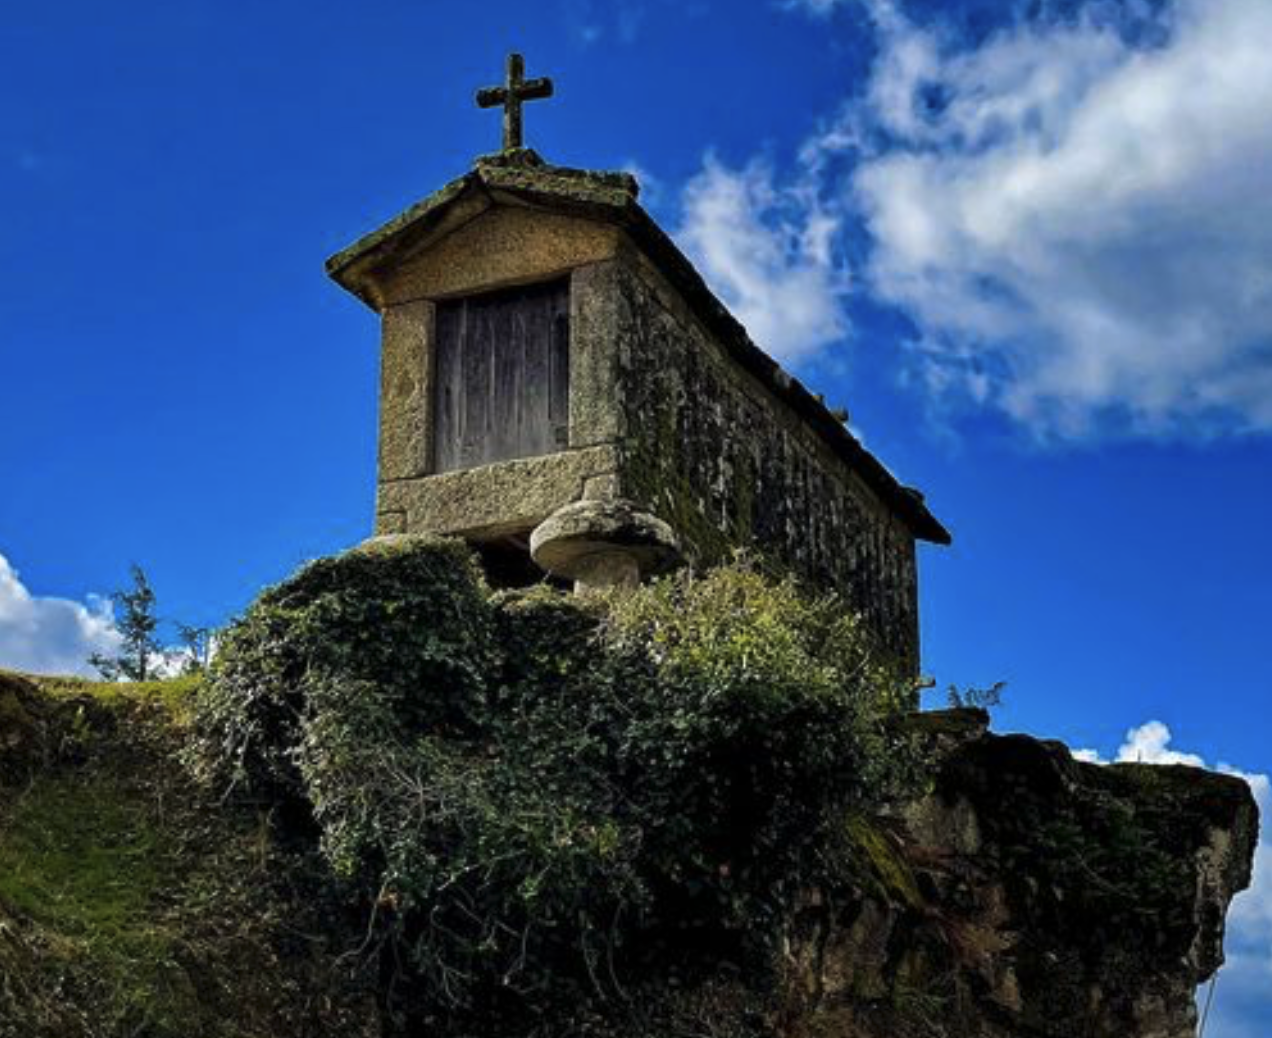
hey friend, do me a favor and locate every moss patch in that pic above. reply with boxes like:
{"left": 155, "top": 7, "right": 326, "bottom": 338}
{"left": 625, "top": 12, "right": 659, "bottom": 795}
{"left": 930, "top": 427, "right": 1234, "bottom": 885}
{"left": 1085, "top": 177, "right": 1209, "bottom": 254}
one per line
{"left": 846, "top": 814, "right": 923, "bottom": 911}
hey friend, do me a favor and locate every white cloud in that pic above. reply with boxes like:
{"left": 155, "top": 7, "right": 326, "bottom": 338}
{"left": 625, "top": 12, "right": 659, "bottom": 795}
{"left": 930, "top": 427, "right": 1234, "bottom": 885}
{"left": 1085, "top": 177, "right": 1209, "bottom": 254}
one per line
{"left": 836, "top": 0, "right": 1272, "bottom": 437}
{"left": 676, "top": 156, "right": 849, "bottom": 363}
{"left": 1114, "top": 719, "right": 1207, "bottom": 766}
{"left": 0, "top": 554, "right": 121, "bottom": 677}
{"left": 1077, "top": 721, "right": 1271, "bottom": 1035}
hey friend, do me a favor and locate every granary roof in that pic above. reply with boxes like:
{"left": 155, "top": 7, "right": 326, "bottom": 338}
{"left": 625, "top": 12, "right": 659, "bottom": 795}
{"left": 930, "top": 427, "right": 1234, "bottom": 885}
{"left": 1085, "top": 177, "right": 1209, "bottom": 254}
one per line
{"left": 326, "top": 151, "right": 950, "bottom": 545}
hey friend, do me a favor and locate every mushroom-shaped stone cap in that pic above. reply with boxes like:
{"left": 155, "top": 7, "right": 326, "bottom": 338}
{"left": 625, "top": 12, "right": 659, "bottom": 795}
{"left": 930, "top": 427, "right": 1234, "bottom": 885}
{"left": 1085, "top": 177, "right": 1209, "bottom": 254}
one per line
{"left": 530, "top": 499, "right": 682, "bottom": 583}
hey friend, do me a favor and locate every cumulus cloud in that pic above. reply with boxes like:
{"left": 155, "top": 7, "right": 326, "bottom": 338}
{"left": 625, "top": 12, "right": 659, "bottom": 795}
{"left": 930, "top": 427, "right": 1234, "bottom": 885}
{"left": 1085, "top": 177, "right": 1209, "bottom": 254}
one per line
{"left": 0, "top": 553, "right": 121, "bottom": 677}
{"left": 710, "top": 0, "right": 1272, "bottom": 437}
{"left": 676, "top": 156, "right": 849, "bottom": 363}
{"left": 834, "top": 0, "right": 1272, "bottom": 437}
{"left": 1077, "top": 721, "right": 1271, "bottom": 1035}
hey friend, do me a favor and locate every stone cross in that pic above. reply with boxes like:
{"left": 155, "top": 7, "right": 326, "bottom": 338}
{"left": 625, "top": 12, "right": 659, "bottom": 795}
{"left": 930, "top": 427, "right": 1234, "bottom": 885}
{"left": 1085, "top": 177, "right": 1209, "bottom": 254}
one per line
{"left": 475, "top": 53, "right": 554, "bottom": 152}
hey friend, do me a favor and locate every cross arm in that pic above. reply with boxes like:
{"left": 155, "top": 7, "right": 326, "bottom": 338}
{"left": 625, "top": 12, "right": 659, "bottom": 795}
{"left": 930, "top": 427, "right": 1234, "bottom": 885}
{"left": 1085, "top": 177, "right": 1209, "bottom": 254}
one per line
{"left": 517, "top": 77, "right": 554, "bottom": 101}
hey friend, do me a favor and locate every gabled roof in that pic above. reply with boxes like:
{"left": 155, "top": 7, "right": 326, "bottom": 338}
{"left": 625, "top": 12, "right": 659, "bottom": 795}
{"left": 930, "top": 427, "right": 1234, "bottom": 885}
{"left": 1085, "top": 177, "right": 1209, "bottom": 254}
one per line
{"left": 326, "top": 151, "right": 951, "bottom": 545}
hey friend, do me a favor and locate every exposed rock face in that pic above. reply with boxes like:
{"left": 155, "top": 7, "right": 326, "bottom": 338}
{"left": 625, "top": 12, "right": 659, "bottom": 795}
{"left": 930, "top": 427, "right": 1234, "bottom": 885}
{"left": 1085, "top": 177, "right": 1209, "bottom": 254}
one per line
{"left": 780, "top": 710, "right": 1259, "bottom": 1038}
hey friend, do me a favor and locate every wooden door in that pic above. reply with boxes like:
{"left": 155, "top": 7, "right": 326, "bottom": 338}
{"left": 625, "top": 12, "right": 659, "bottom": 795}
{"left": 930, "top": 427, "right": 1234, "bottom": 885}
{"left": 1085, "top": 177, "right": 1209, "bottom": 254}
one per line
{"left": 433, "top": 278, "right": 570, "bottom": 473}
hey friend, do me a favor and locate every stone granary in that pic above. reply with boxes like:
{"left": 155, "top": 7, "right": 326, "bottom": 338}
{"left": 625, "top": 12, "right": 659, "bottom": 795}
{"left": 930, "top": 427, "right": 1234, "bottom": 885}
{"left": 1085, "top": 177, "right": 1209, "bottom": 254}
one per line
{"left": 327, "top": 55, "right": 949, "bottom": 666}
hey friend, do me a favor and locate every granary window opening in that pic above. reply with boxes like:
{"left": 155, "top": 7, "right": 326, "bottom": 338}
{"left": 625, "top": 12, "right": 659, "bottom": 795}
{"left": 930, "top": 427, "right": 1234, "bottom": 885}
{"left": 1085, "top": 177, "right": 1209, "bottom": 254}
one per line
{"left": 433, "top": 278, "right": 570, "bottom": 473}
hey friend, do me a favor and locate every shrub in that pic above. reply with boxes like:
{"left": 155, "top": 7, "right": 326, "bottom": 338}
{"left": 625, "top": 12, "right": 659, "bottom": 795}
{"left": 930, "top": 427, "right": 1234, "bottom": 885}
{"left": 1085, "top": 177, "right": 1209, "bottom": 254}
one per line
{"left": 189, "top": 541, "right": 917, "bottom": 1035}
{"left": 188, "top": 537, "right": 495, "bottom": 798}
{"left": 598, "top": 567, "right": 915, "bottom": 938}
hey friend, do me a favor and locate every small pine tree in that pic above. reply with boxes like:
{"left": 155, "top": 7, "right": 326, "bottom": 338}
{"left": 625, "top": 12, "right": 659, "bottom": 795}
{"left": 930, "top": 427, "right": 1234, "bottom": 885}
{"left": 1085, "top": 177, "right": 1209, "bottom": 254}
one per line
{"left": 90, "top": 564, "right": 161, "bottom": 682}
{"left": 175, "top": 623, "right": 212, "bottom": 675}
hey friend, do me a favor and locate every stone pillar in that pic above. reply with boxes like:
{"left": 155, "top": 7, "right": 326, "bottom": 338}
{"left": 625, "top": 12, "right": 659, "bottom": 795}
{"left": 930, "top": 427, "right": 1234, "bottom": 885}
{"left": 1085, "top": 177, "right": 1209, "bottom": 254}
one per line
{"left": 530, "top": 499, "right": 681, "bottom": 594}
{"left": 375, "top": 300, "right": 434, "bottom": 536}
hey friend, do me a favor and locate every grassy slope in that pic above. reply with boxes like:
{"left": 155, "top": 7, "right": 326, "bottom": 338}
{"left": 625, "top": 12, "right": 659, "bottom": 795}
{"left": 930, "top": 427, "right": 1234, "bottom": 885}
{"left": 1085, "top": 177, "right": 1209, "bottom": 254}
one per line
{"left": 0, "top": 670, "right": 378, "bottom": 1038}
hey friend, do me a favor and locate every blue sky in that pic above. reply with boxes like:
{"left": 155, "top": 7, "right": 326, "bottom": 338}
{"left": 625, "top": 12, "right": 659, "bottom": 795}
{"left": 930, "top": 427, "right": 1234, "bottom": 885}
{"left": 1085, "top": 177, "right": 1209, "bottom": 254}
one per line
{"left": 1, "top": 0, "right": 1268, "bottom": 1031}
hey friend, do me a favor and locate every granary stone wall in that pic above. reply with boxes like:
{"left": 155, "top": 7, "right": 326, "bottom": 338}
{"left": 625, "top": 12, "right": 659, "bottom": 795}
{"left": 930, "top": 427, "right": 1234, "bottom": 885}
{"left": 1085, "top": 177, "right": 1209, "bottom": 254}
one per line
{"left": 353, "top": 194, "right": 926, "bottom": 666}
{"left": 602, "top": 248, "right": 921, "bottom": 665}
{"left": 371, "top": 206, "right": 625, "bottom": 539}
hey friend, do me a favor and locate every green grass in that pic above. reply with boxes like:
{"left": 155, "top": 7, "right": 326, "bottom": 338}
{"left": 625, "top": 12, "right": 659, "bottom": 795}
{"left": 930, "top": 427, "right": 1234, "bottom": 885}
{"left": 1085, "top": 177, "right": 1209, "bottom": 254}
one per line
{"left": 0, "top": 672, "right": 374, "bottom": 1038}
{"left": 0, "top": 688, "right": 208, "bottom": 1035}
{"left": 24, "top": 670, "right": 202, "bottom": 721}
{"left": 0, "top": 774, "right": 167, "bottom": 936}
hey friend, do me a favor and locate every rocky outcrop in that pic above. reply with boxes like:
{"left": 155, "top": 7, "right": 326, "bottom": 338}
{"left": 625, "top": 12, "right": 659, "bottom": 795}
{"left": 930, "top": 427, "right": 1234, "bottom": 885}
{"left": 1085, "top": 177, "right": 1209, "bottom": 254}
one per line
{"left": 779, "top": 710, "right": 1259, "bottom": 1038}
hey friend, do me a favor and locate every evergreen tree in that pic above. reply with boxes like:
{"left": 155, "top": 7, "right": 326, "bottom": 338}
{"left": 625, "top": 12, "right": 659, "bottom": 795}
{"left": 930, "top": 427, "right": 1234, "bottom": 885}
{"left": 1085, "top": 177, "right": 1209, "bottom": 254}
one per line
{"left": 175, "top": 623, "right": 212, "bottom": 675}
{"left": 90, "top": 564, "right": 161, "bottom": 681}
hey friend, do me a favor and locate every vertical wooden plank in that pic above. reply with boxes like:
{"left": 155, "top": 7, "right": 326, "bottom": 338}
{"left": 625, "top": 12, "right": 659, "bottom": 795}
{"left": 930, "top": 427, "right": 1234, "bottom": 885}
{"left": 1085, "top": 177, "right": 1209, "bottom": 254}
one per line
{"left": 508, "top": 298, "right": 528, "bottom": 458}
{"left": 522, "top": 287, "right": 550, "bottom": 456}
{"left": 516, "top": 297, "right": 528, "bottom": 452}
{"left": 524, "top": 287, "right": 549, "bottom": 457}
{"left": 433, "top": 300, "right": 463, "bottom": 472}
{"left": 452, "top": 300, "right": 467, "bottom": 471}
{"left": 548, "top": 281, "right": 570, "bottom": 450}
{"left": 461, "top": 297, "right": 490, "bottom": 469}
{"left": 491, "top": 291, "right": 518, "bottom": 464}
{"left": 484, "top": 297, "right": 501, "bottom": 466}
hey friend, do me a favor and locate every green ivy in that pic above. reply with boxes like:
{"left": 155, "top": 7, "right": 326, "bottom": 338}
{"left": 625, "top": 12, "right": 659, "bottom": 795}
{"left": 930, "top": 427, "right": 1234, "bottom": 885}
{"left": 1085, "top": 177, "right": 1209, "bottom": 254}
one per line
{"left": 190, "top": 539, "right": 917, "bottom": 1035}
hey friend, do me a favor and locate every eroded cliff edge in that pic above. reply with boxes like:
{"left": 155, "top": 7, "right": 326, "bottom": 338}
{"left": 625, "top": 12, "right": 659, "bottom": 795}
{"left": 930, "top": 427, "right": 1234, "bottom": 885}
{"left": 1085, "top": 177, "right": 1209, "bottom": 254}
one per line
{"left": 780, "top": 710, "right": 1258, "bottom": 1038}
